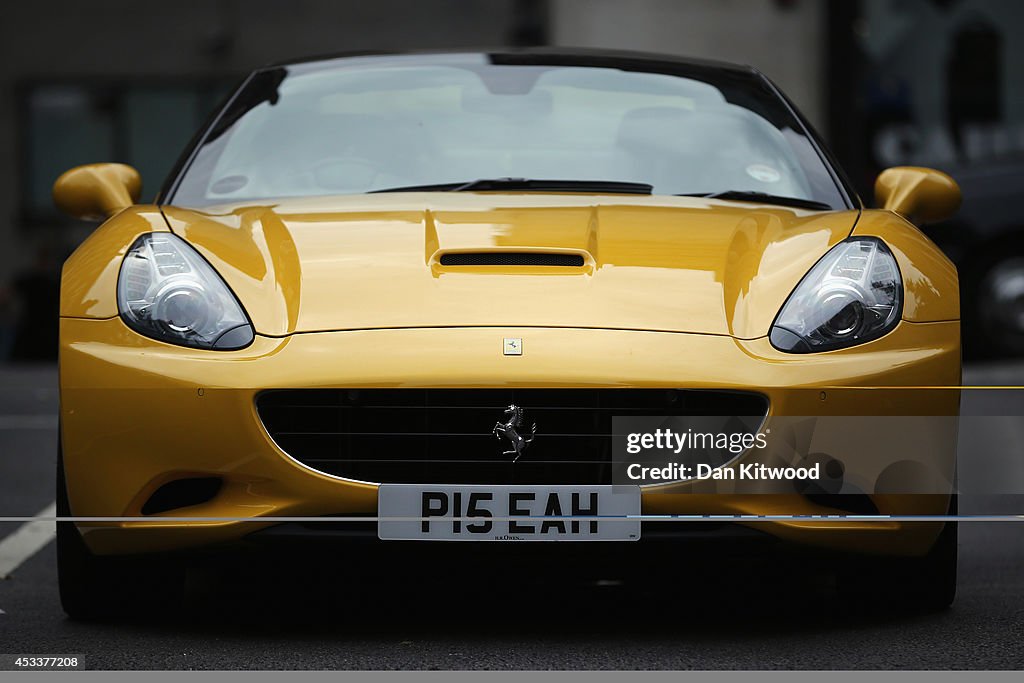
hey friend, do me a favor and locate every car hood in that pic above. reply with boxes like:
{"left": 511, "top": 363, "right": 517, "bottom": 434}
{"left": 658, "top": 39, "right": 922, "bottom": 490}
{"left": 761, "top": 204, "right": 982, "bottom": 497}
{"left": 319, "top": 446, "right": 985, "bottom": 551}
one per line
{"left": 162, "top": 194, "right": 858, "bottom": 339}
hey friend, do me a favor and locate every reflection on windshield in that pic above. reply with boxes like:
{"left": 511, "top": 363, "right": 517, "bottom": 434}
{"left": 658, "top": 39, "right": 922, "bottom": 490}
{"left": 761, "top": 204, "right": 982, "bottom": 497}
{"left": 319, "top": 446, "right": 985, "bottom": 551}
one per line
{"left": 170, "top": 55, "right": 846, "bottom": 209}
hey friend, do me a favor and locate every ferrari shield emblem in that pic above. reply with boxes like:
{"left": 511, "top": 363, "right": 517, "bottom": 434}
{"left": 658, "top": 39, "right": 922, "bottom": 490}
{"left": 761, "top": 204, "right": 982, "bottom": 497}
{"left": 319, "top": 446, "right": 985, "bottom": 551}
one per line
{"left": 503, "top": 338, "right": 522, "bottom": 356}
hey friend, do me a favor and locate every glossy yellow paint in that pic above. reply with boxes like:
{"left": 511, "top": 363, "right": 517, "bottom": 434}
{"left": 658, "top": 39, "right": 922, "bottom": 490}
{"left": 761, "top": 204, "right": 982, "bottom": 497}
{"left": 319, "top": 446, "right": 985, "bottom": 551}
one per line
{"left": 875, "top": 166, "right": 961, "bottom": 225}
{"left": 58, "top": 192, "right": 961, "bottom": 558}
{"left": 53, "top": 163, "right": 142, "bottom": 221}
{"left": 162, "top": 193, "right": 860, "bottom": 338}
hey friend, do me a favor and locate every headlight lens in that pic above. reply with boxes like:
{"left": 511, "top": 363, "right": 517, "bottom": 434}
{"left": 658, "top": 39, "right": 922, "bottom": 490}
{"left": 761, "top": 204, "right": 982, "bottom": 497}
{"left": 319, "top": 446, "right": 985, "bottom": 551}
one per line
{"left": 770, "top": 237, "right": 902, "bottom": 353}
{"left": 117, "top": 233, "right": 254, "bottom": 350}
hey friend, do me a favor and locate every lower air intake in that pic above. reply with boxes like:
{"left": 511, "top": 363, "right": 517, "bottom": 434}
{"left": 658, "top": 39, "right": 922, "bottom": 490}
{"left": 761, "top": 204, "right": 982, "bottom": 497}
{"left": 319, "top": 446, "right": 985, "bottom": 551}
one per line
{"left": 141, "top": 477, "right": 222, "bottom": 515}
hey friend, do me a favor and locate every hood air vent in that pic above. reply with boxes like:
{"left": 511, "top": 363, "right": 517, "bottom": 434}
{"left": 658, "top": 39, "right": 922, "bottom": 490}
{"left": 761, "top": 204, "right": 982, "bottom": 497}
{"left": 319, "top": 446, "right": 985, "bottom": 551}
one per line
{"left": 439, "top": 252, "right": 585, "bottom": 267}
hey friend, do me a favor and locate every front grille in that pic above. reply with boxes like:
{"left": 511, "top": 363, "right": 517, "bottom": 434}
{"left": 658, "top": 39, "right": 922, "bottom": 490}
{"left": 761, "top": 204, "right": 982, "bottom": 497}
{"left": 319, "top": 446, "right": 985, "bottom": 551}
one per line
{"left": 256, "top": 389, "right": 768, "bottom": 485}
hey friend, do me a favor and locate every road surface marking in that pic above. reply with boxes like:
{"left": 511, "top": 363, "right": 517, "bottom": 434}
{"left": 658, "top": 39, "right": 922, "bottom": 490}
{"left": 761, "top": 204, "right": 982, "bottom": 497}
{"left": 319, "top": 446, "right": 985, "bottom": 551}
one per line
{"left": 0, "top": 502, "right": 57, "bottom": 580}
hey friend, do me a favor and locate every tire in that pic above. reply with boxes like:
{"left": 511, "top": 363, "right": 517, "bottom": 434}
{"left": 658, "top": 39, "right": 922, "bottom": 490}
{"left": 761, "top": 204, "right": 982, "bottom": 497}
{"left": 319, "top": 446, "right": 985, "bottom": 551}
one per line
{"left": 57, "top": 442, "right": 184, "bottom": 620}
{"left": 837, "top": 500, "right": 957, "bottom": 612}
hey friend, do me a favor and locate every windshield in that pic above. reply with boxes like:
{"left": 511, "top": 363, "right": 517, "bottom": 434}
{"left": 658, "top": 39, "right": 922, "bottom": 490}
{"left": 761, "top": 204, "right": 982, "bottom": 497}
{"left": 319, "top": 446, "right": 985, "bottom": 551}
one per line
{"left": 168, "top": 53, "right": 849, "bottom": 209}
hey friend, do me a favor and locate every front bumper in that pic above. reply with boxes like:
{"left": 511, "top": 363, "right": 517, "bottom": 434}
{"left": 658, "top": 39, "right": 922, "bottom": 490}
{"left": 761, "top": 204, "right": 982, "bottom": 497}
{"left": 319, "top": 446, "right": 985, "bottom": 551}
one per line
{"left": 59, "top": 317, "right": 960, "bottom": 557}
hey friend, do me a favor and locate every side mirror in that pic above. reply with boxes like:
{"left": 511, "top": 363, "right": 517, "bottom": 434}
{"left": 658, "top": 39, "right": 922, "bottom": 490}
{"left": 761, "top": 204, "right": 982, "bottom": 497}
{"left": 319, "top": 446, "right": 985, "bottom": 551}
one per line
{"left": 52, "top": 163, "right": 142, "bottom": 221}
{"left": 874, "top": 166, "right": 961, "bottom": 225}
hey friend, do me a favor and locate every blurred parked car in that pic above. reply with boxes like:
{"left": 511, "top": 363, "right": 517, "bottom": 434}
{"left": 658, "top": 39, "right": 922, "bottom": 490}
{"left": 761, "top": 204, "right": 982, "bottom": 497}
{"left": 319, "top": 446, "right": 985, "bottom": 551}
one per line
{"left": 924, "top": 161, "right": 1024, "bottom": 358}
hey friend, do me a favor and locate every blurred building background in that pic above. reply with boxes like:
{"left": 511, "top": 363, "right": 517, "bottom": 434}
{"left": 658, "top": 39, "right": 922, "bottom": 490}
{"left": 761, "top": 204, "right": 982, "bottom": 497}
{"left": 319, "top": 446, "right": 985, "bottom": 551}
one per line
{"left": 0, "top": 0, "right": 1020, "bottom": 361}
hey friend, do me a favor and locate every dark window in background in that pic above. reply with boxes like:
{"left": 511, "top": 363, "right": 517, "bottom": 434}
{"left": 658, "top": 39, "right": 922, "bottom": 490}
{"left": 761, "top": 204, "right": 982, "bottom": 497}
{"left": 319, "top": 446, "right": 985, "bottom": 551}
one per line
{"left": 946, "top": 19, "right": 1002, "bottom": 153}
{"left": 20, "top": 81, "right": 231, "bottom": 224}
{"left": 827, "top": 0, "right": 1024, "bottom": 195}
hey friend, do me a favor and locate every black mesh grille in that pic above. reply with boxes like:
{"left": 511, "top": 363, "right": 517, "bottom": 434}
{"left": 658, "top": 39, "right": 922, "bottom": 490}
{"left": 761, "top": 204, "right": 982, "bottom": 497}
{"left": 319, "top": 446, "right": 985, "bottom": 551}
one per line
{"left": 439, "top": 252, "right": 585, "bottom": 267}
{"left": 256, "top": 389, "right": 768, "bottom": 485}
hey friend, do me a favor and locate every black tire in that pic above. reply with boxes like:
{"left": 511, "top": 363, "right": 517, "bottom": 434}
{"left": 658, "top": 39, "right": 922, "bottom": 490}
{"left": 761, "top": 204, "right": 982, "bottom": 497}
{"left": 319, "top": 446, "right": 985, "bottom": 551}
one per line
{"left": 57, "top": 442, "right": 184, "bottom": 620}
{"left": 838, "top": 500, "right": 957, "bottom": 612}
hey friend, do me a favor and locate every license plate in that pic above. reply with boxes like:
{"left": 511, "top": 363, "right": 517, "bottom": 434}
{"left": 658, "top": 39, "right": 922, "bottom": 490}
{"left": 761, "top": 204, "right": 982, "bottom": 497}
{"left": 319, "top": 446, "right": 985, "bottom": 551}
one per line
{"left": 377, "top": 484, "right": 641, "bottom": 541}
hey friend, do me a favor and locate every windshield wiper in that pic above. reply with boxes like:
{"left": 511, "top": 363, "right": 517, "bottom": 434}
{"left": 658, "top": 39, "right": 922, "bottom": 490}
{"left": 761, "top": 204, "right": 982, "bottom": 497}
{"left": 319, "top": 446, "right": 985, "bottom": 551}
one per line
{"left": 370, "top": 178, "right": 654, "bottom": 195}
{"left": 680, "top": 190, "right": 832, "bottom": 211}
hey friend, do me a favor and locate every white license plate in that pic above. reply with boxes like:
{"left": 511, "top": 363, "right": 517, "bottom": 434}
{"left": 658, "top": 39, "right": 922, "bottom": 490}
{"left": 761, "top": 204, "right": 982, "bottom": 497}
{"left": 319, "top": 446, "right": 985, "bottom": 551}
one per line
{"left": 377, "top": 484, "right": 641, "bottom": 541}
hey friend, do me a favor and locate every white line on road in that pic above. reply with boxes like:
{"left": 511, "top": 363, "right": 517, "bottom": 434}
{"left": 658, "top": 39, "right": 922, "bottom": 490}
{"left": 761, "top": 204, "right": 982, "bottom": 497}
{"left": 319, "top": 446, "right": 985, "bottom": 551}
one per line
{"left": 0, "top": 502, "right": 57, "bottom": 580}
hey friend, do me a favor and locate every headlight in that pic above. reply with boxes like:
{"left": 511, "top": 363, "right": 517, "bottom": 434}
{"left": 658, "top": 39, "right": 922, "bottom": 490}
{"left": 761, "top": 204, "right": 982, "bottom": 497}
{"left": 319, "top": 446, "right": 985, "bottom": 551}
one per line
{"left": 117, "top": 233, "right": 254, "bottom": 350}
{"left": 770, "top": 237, "right": 902, "bottom": 353}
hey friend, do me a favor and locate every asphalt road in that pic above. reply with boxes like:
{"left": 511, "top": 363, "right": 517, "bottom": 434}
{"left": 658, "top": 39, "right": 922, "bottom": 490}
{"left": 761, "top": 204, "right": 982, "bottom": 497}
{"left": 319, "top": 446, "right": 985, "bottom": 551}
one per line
{"left": 1, "top": 364, "right": 1024, "bottom": 670}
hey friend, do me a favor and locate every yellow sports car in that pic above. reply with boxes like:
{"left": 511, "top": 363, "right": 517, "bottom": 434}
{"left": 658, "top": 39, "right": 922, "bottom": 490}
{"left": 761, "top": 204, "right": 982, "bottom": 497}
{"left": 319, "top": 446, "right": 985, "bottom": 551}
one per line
{"left": 53, "top": 49, "right": 962, "bottom": 618}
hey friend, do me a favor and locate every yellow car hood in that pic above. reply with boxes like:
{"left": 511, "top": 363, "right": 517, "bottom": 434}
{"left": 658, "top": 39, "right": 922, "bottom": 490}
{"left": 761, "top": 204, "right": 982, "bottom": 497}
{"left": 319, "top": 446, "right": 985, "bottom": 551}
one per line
{"left": 162, "top": 194, "right": 858, "bottom": 339}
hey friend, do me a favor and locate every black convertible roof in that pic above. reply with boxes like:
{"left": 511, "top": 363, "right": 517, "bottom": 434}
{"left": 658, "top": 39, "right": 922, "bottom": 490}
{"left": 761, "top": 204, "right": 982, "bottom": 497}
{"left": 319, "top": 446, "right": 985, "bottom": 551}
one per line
{"left": 265, "top": 46, "right": 759, "bottom": 77}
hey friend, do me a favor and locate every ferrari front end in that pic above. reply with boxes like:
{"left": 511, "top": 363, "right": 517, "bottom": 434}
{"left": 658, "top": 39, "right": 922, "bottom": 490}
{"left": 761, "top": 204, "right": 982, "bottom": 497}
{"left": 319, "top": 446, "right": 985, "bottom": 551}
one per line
{"left": 52, "top": 49, "right": 962, "bottom": 618}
